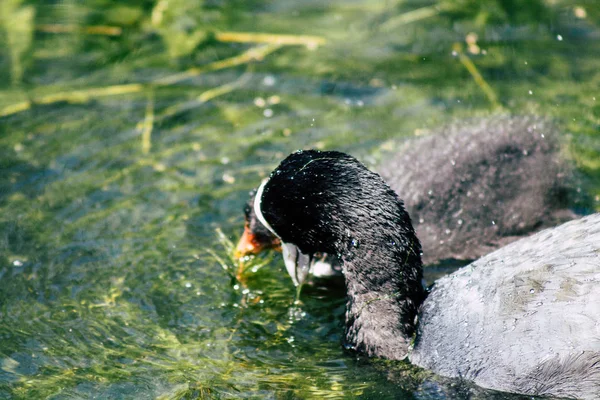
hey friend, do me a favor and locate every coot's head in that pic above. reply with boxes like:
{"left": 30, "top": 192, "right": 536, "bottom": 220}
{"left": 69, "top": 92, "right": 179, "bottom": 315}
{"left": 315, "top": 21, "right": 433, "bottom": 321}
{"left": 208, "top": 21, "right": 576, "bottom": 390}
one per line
{"left": 255, "top": 150, "right": 425, "bottom": 358}
{"left": 235, "top": 188, "right": 281, "bottom": 258}
{"left": 253, "top": 150, "right": 422, "bottom": 285}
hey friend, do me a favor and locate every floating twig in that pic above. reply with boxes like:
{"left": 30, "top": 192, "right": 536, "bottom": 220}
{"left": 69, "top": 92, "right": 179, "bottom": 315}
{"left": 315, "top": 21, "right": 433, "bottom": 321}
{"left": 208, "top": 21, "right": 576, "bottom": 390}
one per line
{"left": 141, "top": 91, "right": 155, "bottom": 155}
{"left": 0, "top": 83, "right": 143, "bottom": 118}
{"left": 35, "top": 23, "right": 326, "bottom": 50}
{"left": 453, "top": 43, "right": 502, "bottom": 109}
{"left": 36, "top": 24, "right": 123, "bottom": 36}
{"left": 0, "top": 101, "right": 31, "bottom": 117}
{"left": 380, "top": 4, "right": 446, "bottom": 31}
{"left": 214, "top": 31, "right": 325, "bottom": 49}
{"left": 155, "top": 43, "right": 282, "bottom": 86}
{"left": 157, "top": 71, "right": 252, "bottom": 120}
{"left": 0, "top": 44, "right": 281, "bottom": 118}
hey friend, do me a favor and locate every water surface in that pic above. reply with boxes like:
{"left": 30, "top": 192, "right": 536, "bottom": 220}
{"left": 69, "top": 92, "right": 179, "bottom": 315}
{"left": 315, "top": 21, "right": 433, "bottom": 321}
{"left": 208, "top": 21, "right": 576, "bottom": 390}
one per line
{"left": 1, "top": 0, "right": 599, "bottom": 398}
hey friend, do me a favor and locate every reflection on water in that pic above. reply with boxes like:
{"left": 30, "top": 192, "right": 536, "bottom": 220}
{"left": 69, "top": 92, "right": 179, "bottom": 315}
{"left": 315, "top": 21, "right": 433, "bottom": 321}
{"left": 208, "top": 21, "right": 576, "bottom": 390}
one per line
{"left": 0, "top": 0, "right": 599, "bottom": 398}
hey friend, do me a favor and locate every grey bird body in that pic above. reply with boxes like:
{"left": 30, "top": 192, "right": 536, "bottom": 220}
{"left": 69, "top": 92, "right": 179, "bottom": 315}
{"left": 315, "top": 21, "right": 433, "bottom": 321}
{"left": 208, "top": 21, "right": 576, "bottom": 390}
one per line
{"left": 411, "top": 214, "right": 600, "bottom": 399}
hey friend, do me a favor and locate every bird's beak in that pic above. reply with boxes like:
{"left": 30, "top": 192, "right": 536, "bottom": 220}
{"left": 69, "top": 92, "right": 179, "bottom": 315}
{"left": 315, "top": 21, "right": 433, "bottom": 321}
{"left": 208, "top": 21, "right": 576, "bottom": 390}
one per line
{"left": 234, "top": 224, "right": 281, "bottom": 259}
{"left": 282, "top": 243, "right": 311, "bottom": 287}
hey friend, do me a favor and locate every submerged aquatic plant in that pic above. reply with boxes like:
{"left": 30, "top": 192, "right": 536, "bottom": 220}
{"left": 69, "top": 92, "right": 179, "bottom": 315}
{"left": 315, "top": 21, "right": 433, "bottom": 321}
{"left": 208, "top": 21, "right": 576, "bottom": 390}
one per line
{"left": 207, "top": 227, "right": 274, "bottom": 287}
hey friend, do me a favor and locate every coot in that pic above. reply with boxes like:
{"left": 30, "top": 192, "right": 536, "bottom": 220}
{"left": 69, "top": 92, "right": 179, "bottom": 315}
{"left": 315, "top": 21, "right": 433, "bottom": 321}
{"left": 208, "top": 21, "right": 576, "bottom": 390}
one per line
{"left": 253, "top": 149, "right": 600, "bottom": 399}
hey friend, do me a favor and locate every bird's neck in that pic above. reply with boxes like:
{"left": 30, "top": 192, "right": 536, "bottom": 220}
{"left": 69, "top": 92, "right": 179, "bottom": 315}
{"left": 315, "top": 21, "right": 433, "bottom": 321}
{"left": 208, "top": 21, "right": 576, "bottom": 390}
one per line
{"left": 341, "top": 228, "right": 425, "bottom": 360}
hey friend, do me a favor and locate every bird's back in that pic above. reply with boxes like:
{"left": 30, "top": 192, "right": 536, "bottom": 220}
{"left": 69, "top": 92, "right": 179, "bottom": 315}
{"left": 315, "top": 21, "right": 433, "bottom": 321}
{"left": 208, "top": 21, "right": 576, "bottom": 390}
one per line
{"left": 379, "top": 115, "right": 586, "bottom": 265}
{"left": 410, "top": 213, "right": 600, "bottom": 399}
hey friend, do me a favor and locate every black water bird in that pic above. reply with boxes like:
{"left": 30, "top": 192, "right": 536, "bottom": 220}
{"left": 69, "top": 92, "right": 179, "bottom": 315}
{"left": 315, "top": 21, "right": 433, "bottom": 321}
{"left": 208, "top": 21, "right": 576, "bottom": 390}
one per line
{"left": 252, "top": 149, "right": 600, "bottom": 399}
{"left": 236, "top": 116, "right": 584, "bottom": 276}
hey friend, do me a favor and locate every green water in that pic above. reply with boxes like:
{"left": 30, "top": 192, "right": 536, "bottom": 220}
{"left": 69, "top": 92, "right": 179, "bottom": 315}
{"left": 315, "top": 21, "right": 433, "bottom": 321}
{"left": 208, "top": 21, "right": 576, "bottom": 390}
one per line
{"left": 0, "top": 0, "right": 599, "bottom": 398}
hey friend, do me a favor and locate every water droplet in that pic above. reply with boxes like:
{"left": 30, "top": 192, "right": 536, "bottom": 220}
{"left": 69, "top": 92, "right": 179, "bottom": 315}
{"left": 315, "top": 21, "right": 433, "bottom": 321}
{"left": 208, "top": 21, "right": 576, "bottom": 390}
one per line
{"left": 529, "top": 288, "right": 535, "bottom": 294}
{"left": 574, "top": 7, "right": 587, "bottom": 19}
{"left": 184, "top": 282, "right": 192, "bottom": 288}
{"left": 263, "top": 75, "right": 276, "bottom": 86}
{"left": 12, "top": 260, "right": 23, "bottom": 267}
{"left": 222, "top": 173, "right": 235, "bottom": 184}
{"left": 556, "top": 34, "right": 563, "bottom": 41}
{"left": 263, "top": 108, "right": 273, "bottom": 118}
